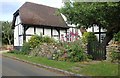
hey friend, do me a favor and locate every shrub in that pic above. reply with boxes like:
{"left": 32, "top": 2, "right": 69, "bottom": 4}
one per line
{"left": 67, "top": 42, "right": 88, "bottom": 62}
{"left": 20, "top": 42, "right": 31, "bottom": 55}
{"left": 28, "top": 35, "right": 42, "bottom": 49}
{"left": 110, "top": 49, "right": 120, "bottom": 63}
{"left": 113, "top": 31, "right": 120, "bottom": 42}
{"left": 54, "top": 40, "right": 88, "bottom": 62}
{"left": 42, "top": 36, "right": 55, "bottom": 43}
{"left": 82, "top": 32, "right": 98, "bottom": 44}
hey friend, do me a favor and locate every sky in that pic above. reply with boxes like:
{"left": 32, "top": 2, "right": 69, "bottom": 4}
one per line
{"left": 0, "top": 0, "right": 64, "bottom": 22}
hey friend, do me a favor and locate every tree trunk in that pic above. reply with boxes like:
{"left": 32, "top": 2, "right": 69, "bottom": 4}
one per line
{"left": 102, "top": 34, "right": 113, "bottom": 46}
{"left": 102, "top": 26, "right": 120, "bottom": 46}
{"left": 8, "top": 38, "right": 11, "bottom": 45}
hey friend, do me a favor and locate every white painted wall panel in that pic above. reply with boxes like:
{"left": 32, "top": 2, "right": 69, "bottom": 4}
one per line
{"left": 60, "top": 30, "right": 66, "bottom": 41}
{"left": 14, "top": 26, "right": 19, "bottom": 46}
{"left": 19, "top": 36, "right": 23, "bottom": 46}
{"left": 15, "top": 16, "right": 21, "bottom": 25}
{"left": 26, "top": 27, "right": 34, "bottom": 35}
{"left": 53, "top": 29, "right": 59, "bottom": 40}
{"left": 14, "top": 15, "right": 22, "bottom": 46}
{"left": 18, "top": 24, "right": 23, "bottom": 35}
{"left": 44, "top": 28, "right": 51, "bottom": 37}
{"left": 36, "top": 28, "right": 43, "bottom": 35}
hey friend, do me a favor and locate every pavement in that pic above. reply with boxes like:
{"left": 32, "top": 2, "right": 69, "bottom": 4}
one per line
{"left": 2, "top": 56, "right": 64, "bottom": 76}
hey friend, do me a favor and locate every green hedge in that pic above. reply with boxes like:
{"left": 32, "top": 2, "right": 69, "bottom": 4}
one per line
{"left": 82, "top": 32, "right": 98, "bottom": 44}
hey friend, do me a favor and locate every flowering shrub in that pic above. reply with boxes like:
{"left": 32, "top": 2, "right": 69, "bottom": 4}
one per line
{"left": 28, "top": 35, "right": 42, "bottom": 49}
{"left": 53, "top": 40, "right": 88, "bottom": 62}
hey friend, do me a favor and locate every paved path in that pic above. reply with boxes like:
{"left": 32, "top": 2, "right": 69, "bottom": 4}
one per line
{"left": 2, "top": 56, "right": 64, "bottom": 76}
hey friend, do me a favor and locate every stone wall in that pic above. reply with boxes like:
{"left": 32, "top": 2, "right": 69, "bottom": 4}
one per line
{"left": 29, "top": 43, "right": 65, "bottom": 59}
{"left": 106, "top": 41, "right": 120, "bottom": 62}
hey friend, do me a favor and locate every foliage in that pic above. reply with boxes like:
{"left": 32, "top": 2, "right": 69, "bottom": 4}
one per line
{"left": 1, "top": 21, "right": 13, "bottom": 45}
{"left": 20, "top": 42, "right": 31, "bottom": 55}
{"left": 113, "top": 31, "right": 120, "bottom": 42}
{"left": 42, "top": 36, "right": 55, "bottom": 43}
{"left": 110, "top": 49, "right": 120, "bottom": 63}
{"left": 20, "top": 35, "right": 56, "bottom": 55}
{"left": 28, "top": 35, "right": 42, "bottom": 49}
{"left": 67, "top": 42, "right": 87, "bottom": 62}
{"left": 82, "top": 32, "right": 98, "bottom": 44}
{"left": 53, "top": 40, "right": 88, "bottom": 62}
{"left": 60, "top": 2, "right": 120, "bottom": 45}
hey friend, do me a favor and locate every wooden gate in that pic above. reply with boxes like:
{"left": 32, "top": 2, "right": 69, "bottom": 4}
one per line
{"left": 87, "top": 41, "right": 106, "bottom": 60}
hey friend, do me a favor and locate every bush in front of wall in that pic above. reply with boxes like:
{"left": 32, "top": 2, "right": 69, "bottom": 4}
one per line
{"left": 67, "top": 42, "right": 88, "bottom": 62}
{"left": 20, "top": 42, "right": 31, "bottom": 55}
{"left": 110, "top": 48, "right": 120, "bottom": 63}
{"left": 113, "top": 31, "right": 120, "bottom": 42}
{"left": 28, "top": 35, "right": 42, "bottom": 49}
{"left": 42, "top": 36, "right": 56, "bottom": 43}
{"left": 82, "top": 32, "right": 98, "bottom": 44}
{"left": 53, "top": 40, "right": 88, "bottom": 62}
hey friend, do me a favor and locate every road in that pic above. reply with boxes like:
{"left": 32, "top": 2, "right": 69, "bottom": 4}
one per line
{"left": 2, "top": 56, "right": 64, "bottom": 76}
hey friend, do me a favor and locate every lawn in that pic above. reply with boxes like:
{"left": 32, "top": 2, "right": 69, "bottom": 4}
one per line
{"left": 3, "top": 53, "right": 119, "bottom": 76}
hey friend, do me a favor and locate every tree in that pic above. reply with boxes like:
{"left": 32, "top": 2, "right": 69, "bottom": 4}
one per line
{"left": 2, "top": 21, "right": 13, "bottom": 45}
{"left": 60, "top": 2, "right": 120, "bottom": 46}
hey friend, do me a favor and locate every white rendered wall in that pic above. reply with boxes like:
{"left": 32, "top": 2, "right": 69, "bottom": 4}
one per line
{"left": 60, "top": 29, "right": 66, "bottom": 41}
{"left": 14, "top": 16, "right": 23, "bottom": 46}
{"left": 19, "top": 36, "right": 23, "bottom": 46}
{"left": 26, "top": 27, "right": 34, "bottom": 42}
{"left": 44, "top": 28, "right": 51, "bottom": 37}
{"left": 53, "top": 29, "right": 59, "bottom": 40}
{"left": 26, "top": 27, "right": 34, "bottom": 35}
{"left": 36, "top": 28, "right": 43, "bottom": 35}
{"left": 14, "top": 26, "right": 19, "bottom": 46}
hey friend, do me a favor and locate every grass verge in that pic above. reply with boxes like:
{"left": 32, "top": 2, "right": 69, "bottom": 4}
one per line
{"left": 3, "top": 53, "right": 119, "bottom": 76}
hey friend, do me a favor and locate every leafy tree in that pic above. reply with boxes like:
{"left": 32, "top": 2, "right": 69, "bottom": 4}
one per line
{"left": 60, "top": 2, "right": 120, "bottom": 45}
{"left": 2, "top": 21, "right": 13, "bottom": 45}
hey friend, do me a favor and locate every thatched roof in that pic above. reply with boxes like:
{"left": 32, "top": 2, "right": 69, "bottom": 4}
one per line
{"left": 12, "top": 2, "right": 69, "bottom": 28}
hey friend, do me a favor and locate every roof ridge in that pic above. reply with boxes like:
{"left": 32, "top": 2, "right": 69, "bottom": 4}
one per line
{"left": 24, "top": 2, "right": 58, "bottom": 9}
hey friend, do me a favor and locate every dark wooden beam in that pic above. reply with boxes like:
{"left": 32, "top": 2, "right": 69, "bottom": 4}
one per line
{"left": 65, "top": 29, "right": 67, "bottom": 36}
{"left": 43, "top": 27, "right": 44, "bottom": 35}
{"left": 94, "top": 32, "right": 106, "bottom": 34}
{"left": 23, "top": 26, "right": 26, "bottom": 41}
{"left": 51, "top": 28, "right": 53, "bottom": 37}
{"left": 34, "top": 26, "right": 36, "bottom": 34}
{"left": 23, "top": 25, "right": 29, "bottom": 42}
{"left": 56, "top": 28, "right": 60, "bottom": 39}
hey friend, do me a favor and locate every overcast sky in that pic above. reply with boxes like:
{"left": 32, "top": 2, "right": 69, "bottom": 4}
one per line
{"left": 0, "top": 0, "right": 64, "bottom": 22}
